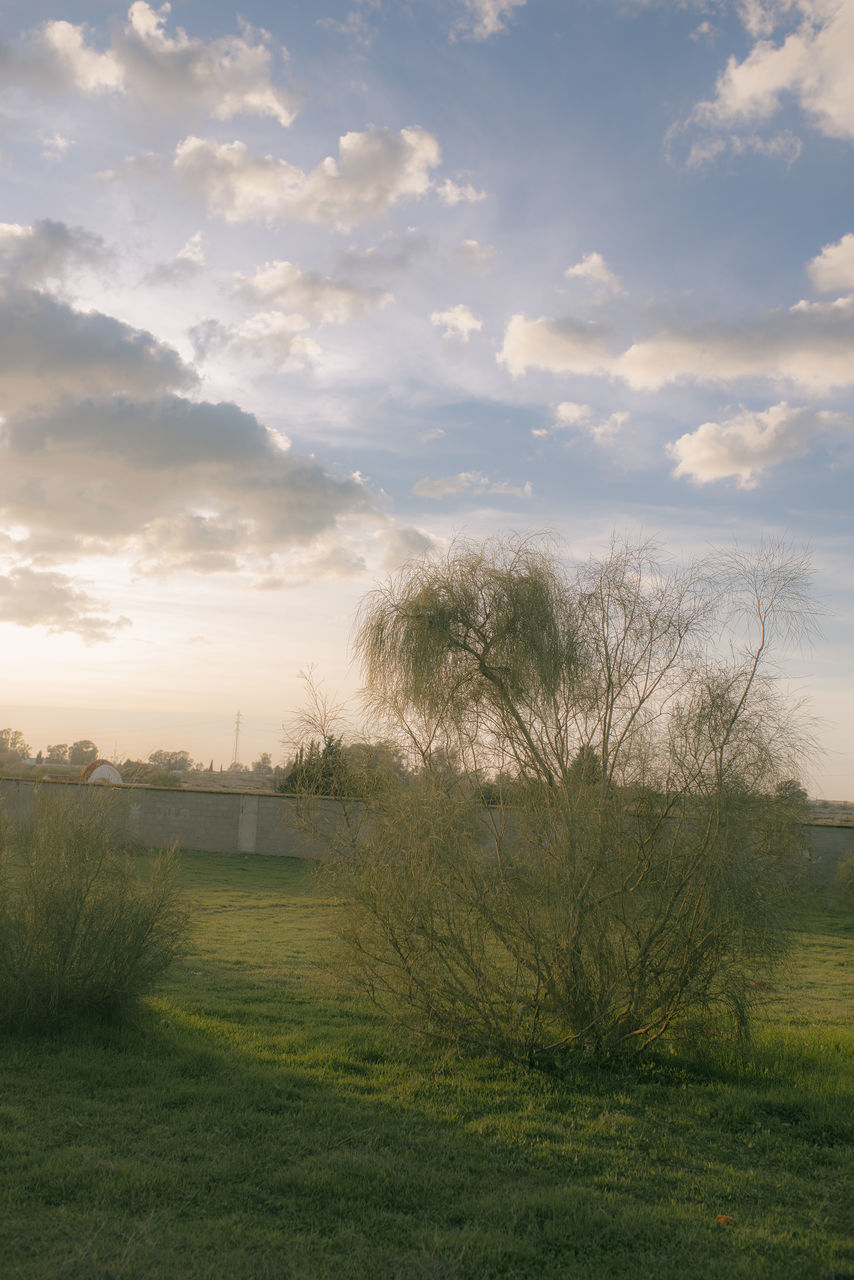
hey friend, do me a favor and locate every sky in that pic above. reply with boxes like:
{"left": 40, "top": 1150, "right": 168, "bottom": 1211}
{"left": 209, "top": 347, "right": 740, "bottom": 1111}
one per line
{"left": 0, "top": 0, "right": 851, "bottom": 793}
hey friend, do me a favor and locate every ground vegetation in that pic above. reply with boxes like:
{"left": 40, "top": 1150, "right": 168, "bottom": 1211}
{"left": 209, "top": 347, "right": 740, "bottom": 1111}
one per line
{"left": 1, "top": 852, "right": 850, "bottom": 1279}
{"left": 0, "top": 793, "right": 187, "bottom": 1030}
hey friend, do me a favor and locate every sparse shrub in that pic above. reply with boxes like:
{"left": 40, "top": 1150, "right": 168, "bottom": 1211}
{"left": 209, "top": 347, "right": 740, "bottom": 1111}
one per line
{"left": 0, "top": 793, "right": 188, "bottom": 1031}
{"left": 329, "top": 535, "right": 816, "bottom": 1064}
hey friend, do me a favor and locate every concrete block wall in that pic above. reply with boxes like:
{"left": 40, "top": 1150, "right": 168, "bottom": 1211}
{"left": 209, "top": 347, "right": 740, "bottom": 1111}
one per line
{"left": 1, "top": 777, "right": 852, "bottom": 880}
{"left": 0, "top": 777, "right": 353, "bottom": 861}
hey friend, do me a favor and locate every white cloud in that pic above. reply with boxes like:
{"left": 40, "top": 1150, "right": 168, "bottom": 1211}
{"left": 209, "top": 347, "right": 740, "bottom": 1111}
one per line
{"left": 175, "top": 231, "right": 204, "bottom": 267}
{"left": 235, "top": 260, "right": 392, "bottom": 323}
{"left": 453, "top": 0, "right": 527, "bottom": 41}
{"left": 173, "top": 127, "right": 441, "bottom": 230}
{"left": 413, "top": 471, "right": 531, "bottom": 498}
{"left": 690, "top": 0, "right": 854, "bottom": 144}
{"left": 564, "top": 251, "right": 624, "bottom": 295}
{"left": 587, "top": 410, "right": 629, "bottom": 443}
{"left": 41, "top": 133, "right": 73, "bottom": 161}
{"left": 146, "top": 231, "right": 205, "bottom": 285}
{"left": 34, "top": 19, "right": 123, "bottom": 93}
{"left": 11, "top": 4, "right": 296, "bottom": 127}
{"left": 808, "top": 231, "right": 854, "bottom": 292}
{"left": 498, "top": 314, "right": 614, "bottom": 378}
{"left": 119, "top": 3, "right": 296, "bottom": 127}
{"left": 430, "top": 303, "right": 482, "bottom": 341}
{"left": 789, "top": 294, "right": 854, "bottom": 315}
{"left": 691, "top": 20, "right": 718, "bottom": 41}
{"left": 615, "top": 304, "right": 854, "bottom": 391}
{"left": 454, "top": 239, "right": 497, "bottom": 273}
{"left": 500, "top": 288, "right": 854, "bottom": 392}
{"left": 533, "top": 400, "right": 628, "bottom": 445}
{"left": 0, "top": 566, "right": 129, "bottom": 643}
{"left": 437, "top": 178, "right": 487, "bottom": 205}
{"left": 684, "top": 128, "right": 803, "bottom": 167}
{"left": 733, "top": 2, "right": 793, "bottom": 41}
{"left": 667, "top": 401, "right": 828, "bottom": 487}
{"left": 190, "top": 312, "right": 321, "bottom": 368}
{"left": 554, "top": 400, "right": 593, "bottom": 426}
{"left": 0, "top": 219, "right": 106, "bottom": 288}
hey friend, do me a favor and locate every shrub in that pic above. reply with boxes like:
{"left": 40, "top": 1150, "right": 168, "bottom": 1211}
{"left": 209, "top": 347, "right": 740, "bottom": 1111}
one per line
{"left": 0, "top": 793, "right": 188, "bottom": 1031}
{"left": 329, "top": 535, "right": 816, "bottom": 1063}
{"left": 147, "top": 769, "right": 182, "bottom": 788}
{"left": 334, "top": 774, "right": 801, "bottom": 1063}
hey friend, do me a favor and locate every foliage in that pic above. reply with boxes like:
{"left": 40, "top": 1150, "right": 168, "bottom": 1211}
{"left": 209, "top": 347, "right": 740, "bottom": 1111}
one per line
{"left": 0, "top": 793, "right": 188, "bottom": 1030}
{"left": 46, "top": 743, "right": 69, "bottom": 763}
{"left": 69, "top": 739, "right": 99, "bottom": 766}
{"left": 148, "top": 748, "right": 195, "bottom": 773}
{"left": 279, "top": 682, "right": 407, "bottom": 801}
{"left": 775, "top": 778, "right": 809, "bottom": 809}
{"left": 0, "top": 728, "right": 30, "bottom": 762}
{"left": 279, "top": 736, "right": 352, "bottom": 797}
{"left": 251, "top": 752, "right": 273, "bottom": 775}
{"left": 147, "top": 769, "right": 182, "bottom": 788}
{"left": 336, "top": 535, "right": 816, "bottom": 1062}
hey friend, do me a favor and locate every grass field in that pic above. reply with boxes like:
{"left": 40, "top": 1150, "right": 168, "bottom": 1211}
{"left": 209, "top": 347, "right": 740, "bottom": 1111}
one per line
{"left": 1, "top": 851, "right": 852, "bottom": 1279}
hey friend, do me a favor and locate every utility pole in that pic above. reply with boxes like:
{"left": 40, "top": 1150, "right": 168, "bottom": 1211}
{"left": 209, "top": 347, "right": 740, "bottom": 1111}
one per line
{"left": 231, "top": 709, "right": 242, "bottom": 768}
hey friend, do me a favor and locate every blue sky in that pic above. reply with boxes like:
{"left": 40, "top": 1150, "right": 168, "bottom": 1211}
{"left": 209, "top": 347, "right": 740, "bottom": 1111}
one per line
{"left": 0, "top": 0, "right": 851, "bottom": 793}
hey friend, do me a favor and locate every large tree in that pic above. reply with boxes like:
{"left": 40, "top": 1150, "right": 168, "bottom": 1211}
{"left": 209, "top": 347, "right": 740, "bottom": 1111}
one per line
{"left": 69, "top": 740, "right": 98, "bottom": 766}
{"left": 333, "top": 535, "right": 815, "bottom": 1062}
{"left": 0, "top": 729, "right": 30, "bottom": 761}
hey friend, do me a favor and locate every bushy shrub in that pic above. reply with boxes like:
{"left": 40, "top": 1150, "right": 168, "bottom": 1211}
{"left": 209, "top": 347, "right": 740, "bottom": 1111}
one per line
{"left": 0, "top": 793, "right": 188, "bottom": 1031}
{"left": 147, "top": 769, "right": 182, "bottom": 789}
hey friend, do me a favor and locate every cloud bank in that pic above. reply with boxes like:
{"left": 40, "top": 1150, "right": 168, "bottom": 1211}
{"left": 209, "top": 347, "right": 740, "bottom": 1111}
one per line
{"left": 0, "top": 219, "right": 410, "bottom": 639}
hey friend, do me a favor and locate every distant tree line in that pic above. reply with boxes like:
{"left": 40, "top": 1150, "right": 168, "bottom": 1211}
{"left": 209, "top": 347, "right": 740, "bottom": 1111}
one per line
{"left": 0, "top": 732, "right": 98, "bottom": 767}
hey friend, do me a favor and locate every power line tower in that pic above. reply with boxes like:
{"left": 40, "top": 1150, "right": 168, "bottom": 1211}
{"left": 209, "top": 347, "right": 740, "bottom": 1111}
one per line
{"left": 231, "top": 709, "right": 242, "bottom": 767}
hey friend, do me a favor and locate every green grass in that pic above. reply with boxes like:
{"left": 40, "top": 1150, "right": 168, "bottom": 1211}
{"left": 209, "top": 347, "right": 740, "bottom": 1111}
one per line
{"left": 1, "top": 852, "right": 852, "bottom": 1279}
